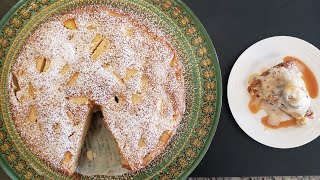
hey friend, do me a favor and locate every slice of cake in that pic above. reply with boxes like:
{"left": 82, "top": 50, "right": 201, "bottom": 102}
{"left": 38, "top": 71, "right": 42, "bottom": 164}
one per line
{"left": 248, "top": 61, "right": 314, "bottom": 125}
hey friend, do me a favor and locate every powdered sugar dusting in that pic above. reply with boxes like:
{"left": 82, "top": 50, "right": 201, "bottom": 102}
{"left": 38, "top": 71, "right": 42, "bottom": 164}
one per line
{"left": 9, "top": 6, "right": 185, "bottom": 173}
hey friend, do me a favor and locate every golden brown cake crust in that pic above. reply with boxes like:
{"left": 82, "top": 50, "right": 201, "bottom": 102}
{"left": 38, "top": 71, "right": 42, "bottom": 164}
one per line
{"left": 8, "top": 6, "right": 185, "bottom": 175}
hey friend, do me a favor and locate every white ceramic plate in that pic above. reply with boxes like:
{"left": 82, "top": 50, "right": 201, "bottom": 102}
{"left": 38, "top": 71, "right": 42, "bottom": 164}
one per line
{"left": 228, "top": 36, "right": 320, "bottom": 148}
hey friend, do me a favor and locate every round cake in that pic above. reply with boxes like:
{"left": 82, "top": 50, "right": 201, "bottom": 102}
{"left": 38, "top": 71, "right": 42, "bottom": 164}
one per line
{"left": 8, "top": 6, "right": 185, "bottom": 176}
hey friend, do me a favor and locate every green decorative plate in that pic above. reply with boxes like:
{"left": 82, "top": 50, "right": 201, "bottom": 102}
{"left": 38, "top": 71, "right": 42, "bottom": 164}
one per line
{"left": 0, "top": 0, "right": 221, "bottom": 179}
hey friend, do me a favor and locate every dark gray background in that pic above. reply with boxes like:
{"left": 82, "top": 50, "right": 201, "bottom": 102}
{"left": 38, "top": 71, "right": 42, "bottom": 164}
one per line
{"left": 185, "top": 0, "right": 320, "bottom": 177}
{"left": 1, "top": 0, "right": 320, "bottom": 179}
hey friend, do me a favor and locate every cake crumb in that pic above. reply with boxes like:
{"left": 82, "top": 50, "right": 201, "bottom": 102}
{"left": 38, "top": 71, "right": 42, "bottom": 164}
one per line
{"left": 86, "top": 150, "right": 96, "bottom": 161}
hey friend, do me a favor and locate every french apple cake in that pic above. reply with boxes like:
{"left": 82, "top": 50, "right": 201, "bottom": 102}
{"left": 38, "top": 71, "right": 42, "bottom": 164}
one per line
{"left": 248, "top": 61, "right": 314, "bottom": 125}
{"left": 8, "top": 6, "right": 185, "bottom": 175}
